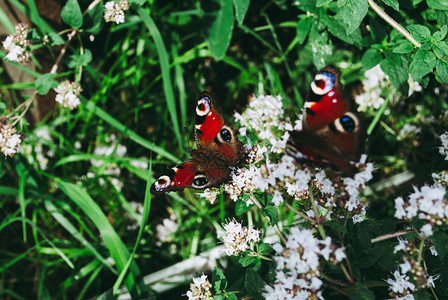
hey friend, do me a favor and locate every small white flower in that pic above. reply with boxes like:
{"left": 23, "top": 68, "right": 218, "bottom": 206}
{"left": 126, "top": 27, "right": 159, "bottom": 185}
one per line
{"left": 217, "top": 219, "right": 260, "bottom": 256}
{"left": 386, "top": 270, "right": 415, "bottom": 294}
{"left": 420, "top": 223, "right": 433, "bottom": 237}
{"left": 2, "top": 23, "right": 30, "bottom": 64}
{"left": 54, "top": 80, "right": 82, "bottom": 110}
{"left": 0, "top": 122, "right": 21, "bottom": 157}
{"left": 104, "top": 0, "right": 130, "bottom": 24}
{"left": 185, "top": 274, "right": 212, "bottom": 299}
{"left": 439, "top": 132, "right": 448, "bottom": 160}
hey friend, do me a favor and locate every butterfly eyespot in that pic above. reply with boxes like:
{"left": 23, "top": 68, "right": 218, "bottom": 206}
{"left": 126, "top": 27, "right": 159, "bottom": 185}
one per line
{"left": 154, "top": 175, "right": 171, "bottom": 192}
{"left": 192, "top": 175, "right": 208, "bottom": 188}
{"left": 334, "top": 112, "right": 358, "bottom": 133}
{"left": 196, "top": 97, "right": 211, "bottom": 116}
{"left": 220, "top": 129, "right": 232, "bottom": 142}
{"left": 311, "top": 72, "right": 335, "bottom": 95}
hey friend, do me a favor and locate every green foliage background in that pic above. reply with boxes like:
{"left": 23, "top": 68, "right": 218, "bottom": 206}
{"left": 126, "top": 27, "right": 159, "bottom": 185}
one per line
{"left": 1, "top": 0, "right": 448, "bottom": 298}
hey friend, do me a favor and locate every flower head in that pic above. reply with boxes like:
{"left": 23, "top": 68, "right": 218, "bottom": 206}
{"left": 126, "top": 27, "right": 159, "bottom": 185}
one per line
{"left": 2, "top": 23, "right": 31, "bottom": 64}
{"left": 217, "top": 219, "right": 260, "bottom": 256}
{"left": 185, "top": 274, "right": 213, "bottom": 300}
{"left": 0, "top": 121, "right": 21, "bottom": 157}
{"left": 264, "top": 227, "right": 345, "bottom": 299}
{"left": 104, "top": 0, "right": 130, "bottom": 24}
{"left": 54, "top": 80, "right": 82, "bottom": 110}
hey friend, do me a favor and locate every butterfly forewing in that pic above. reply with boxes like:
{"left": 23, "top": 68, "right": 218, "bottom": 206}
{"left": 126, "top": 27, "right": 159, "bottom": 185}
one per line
{"left": 151, "top": 92, "right": 243, "bottom": 194}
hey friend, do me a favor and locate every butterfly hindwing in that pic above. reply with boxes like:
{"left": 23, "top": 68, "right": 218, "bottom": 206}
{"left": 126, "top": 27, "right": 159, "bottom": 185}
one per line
{"left": 288, "top": 67, "right": 365, "bottom": 175}
{"left": 151, "top": 92, "right": 243, "bottom": 194}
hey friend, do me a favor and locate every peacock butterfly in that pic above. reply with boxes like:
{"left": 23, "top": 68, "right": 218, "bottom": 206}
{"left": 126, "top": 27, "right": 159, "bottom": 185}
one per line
{"left": 151, "top": 91, "right": 244, "bottom": 194}
{"left": 287, "top": 66, "right": 365, "bottom": 175}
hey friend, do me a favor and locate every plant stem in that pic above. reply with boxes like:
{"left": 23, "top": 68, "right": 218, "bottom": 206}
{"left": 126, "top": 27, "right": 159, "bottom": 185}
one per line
{"left": 249, "top": 194, "right": 287, "bottom": 244}
{"left": 285, "top": 202, "right": 316, "bottom": 224}
{"left": 371, "top": 229, "right": 413, "bottom": 243}
{"left": 367, "top": 0, "right": 421, "bottom": 48}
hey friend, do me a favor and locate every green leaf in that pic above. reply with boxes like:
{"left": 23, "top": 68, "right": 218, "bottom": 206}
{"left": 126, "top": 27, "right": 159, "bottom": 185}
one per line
{"left": 327, "top": 15, "right": 362, "bottom": 46}
{"left": 436, "top": 60, "right": 448, "bottom": 84}
{"left": 393, "top": 41, "right": 414, "bottom": 54}
{"left": 348, "top": 283, "right": 375, "bottom": 300}
{"left": 35, "top": 73, "right": 56, "bottom": 95}
{"left": 85, "top": 2, "right": 104, "bottom": 34}
{"left": 437, "top": 11, "right": 448, "bottom": 27}
{"left": 337, "top": 0, "right": 368, "bottom": 34}
{"left": 68, "top": 49, "right": 92, "bottom": 68}
{"left": 296, "top": 17, "right": 311, "bottom": 44}
{"left": 433, "top": 25, "right": 447, "bottom": 41}
{"left": 258, "top": 243, "right": 274, "bottom": 255}
{"left": 212, "top": 267, "right": 228, "bottom": 293}
{"left": 380, "top": 58, "right": 409, "bottom": 95}
{"left": 233, "top": 0, "right": 250, "bottom": 24}
{"left": 207, "top": 0, "right": 235, "bottom": 60}
{"left": 308, "top": 27, "right": 332, "bottom": 69}
{"left": 239, "top": 256, "right": 257, "bottom": 267}
{"left": 244, "top": 269, "right": 265, "bottom": 298}
{"left": 236, "top": 197, "right": 252, "bottom": 215}
{"left": 406, "top": 24, "right": 431, "bottom": 43}
{"left": 61, "top": 0, "right": 83, "bottom": 29}
{"left": 409, "top": 49, "right": 436, "bottom": 81}
{"left": 427, "top": 0, "right": 448, "bottom": 10}
{"left": 382, "top": 0, "right": 399, "bottom": 10}
{"left": 361, "top": 48, "right": 382, "bottom": 69}
{"left": 48, "top": 32, "right": 65, "bottom": 46}
{"left": 432, "top": 41, "right": 448, "bottom": 59}
{"left": 260, "top": 205, "right": 279, "bottom": 225}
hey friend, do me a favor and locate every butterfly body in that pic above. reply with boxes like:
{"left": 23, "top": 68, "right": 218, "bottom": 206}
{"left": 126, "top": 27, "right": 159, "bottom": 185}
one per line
{"left": 288, "top": 67, "right": 365, "bottom": 175}
{"left": 151, "top": 92, "right": 243, "bottom": 194}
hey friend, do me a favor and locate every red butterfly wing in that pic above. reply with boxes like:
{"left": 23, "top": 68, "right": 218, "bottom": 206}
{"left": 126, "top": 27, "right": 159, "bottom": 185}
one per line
{"left": 151, "top": 92, "right": 243, "bottom": 194}
{"left": 288, "top": 67, "right": 365, "bottom": 175}
{"left": 305, "top": 67, "right": 350, "bottom": 129}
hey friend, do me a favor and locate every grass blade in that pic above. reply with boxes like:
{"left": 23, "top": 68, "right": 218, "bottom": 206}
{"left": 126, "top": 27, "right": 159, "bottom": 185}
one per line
{"left": 56, "top": 179, "right": 149, "bottom": 297}
{"left": 138, "top": 7, "right": 183, "bottom": 151}
{"left": 113, "top": 159, "right": 153, "bottom": 294}
{"left": 83, "top": 99, "right": 178, "bottom": 162}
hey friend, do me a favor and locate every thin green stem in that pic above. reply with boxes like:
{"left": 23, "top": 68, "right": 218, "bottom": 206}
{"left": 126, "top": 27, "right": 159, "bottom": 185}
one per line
{"left": 249, "top": 194, "right": 287, "bottom": 244}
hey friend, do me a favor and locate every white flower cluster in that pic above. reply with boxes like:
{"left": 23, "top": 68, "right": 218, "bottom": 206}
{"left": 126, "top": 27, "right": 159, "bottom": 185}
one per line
{"left": 2, "top": 23, "right": 31, "bottom": 64}
{"left": 21, "top": 127, "right": 55, "bottom": 169}
{"left": 264, "top": 227, "right": 346, "bottom": 299}
{"left": 156, "top": 213, "right": 179, "bottom": 242}
{"left": 217, "top": 219, "right": 260, "bottom": 256}
{"left": 0, "top": 121, "right": 21, "bottom": 157}
{"left": 394, "top": 185, "right": 447, "bottom": 236}
{"left": 386, "top": 270, "right": 416, "bottom": 299}
{"left": 54, "top": 80, "right": 82, "bottom": 110}
{"left": 104, "top": 0, "right": 130, "bottom": 24}
{"left": 234, "top": 95, "right": 292, "bottom": 153}
{"left": 355, "top": 65, "right": 421, "bottom": 113}
{"left": 439, "top": 131, "right": 448, "bottom": 160}
{"left": 397, "top": 124, "right": 421, "bottom": 141}
{"left": 200, "top": 188, "right": 220, "bottom": 204}
{"left": 386, "top": 237, "right": 439, "bottom": 299}
{"left": 185, "top": 274, "right": 213, "bottom": 300}
{"left": 89, "top": 134, "right": 127, "bottom": 191}
{"left": 343, "top": 162, "right": 374, "bottom": 223}
{"left": 355, "top": 65, "right": 387, "bottom": 112}
{"left": 433, "top": 170, "right": 448, "bottom": 187}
